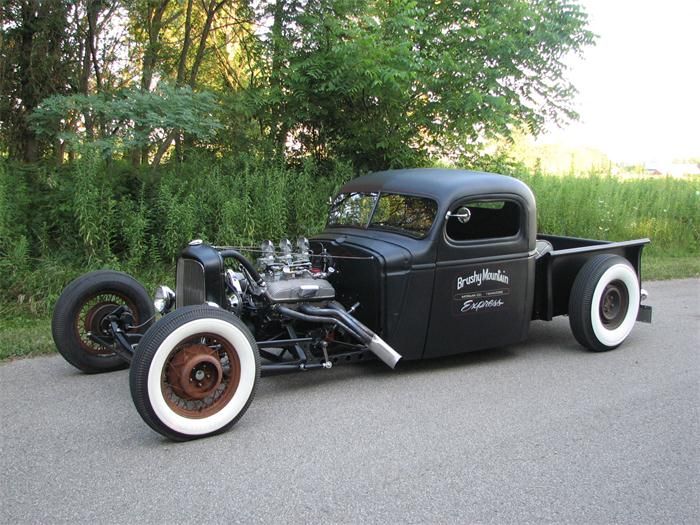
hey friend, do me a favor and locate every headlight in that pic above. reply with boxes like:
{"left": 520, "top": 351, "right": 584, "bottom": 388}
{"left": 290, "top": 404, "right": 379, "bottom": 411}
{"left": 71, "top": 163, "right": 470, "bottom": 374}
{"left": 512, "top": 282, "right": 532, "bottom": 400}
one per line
{"left": 153, "top": 285, "right": 175, "bottom": 314}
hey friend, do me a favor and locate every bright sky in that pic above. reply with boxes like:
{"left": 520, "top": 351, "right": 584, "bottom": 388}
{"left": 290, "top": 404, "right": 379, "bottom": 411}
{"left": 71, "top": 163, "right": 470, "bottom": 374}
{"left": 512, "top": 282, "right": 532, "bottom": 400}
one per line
{"left": 539, "top": 0, "right": 700, "bottom": 163}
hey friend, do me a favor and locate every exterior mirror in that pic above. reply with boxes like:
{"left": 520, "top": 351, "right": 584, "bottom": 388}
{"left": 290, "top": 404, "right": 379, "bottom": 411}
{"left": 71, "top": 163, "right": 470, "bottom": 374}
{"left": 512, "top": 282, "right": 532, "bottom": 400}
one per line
{"left": 445, "top": 206, "right": 471, "bottom": 224}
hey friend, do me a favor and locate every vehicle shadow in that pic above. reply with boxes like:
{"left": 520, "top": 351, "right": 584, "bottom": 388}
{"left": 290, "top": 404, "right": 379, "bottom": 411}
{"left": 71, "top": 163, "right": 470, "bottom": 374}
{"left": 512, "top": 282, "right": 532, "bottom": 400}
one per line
{"left": 256, "top": 318, "right": 583, "bottom": 397}
{"left": 256, "top": 345, "right": 519, "bottom": 397}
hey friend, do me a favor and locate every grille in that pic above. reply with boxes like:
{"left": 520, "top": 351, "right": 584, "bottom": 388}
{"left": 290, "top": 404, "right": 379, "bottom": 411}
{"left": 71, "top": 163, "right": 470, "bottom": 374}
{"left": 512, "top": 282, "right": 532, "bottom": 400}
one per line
{"left": 176, "top": 258, "right": 206, "bottom": 308}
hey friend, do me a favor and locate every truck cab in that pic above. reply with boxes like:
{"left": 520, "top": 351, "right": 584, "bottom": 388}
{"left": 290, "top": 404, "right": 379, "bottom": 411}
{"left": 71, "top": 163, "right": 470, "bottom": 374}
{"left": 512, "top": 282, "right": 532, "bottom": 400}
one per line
{"left": 313, "top": 168, "right": 649, "bottom": 359}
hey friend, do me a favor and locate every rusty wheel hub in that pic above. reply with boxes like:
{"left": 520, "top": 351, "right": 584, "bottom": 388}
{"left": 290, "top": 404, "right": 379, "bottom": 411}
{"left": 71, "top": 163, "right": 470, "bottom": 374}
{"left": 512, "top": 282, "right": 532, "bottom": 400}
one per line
{"left": 79, "top": 302, "right": 121, "bottom": 355}
{"left": 166, "top": 344, "right": 224, "bottom": 400}
{"left": 85, "top": 302, "right": 119, "bottom": 335}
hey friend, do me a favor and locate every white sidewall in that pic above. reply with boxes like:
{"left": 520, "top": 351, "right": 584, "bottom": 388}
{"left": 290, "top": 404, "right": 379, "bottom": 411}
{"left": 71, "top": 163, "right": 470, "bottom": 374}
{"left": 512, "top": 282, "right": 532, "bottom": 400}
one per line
{"left": 590, "top": 263, "right": 640, "bottom": 347}
{"left": 146, "top": 318, "right": 256, "bottom": 436}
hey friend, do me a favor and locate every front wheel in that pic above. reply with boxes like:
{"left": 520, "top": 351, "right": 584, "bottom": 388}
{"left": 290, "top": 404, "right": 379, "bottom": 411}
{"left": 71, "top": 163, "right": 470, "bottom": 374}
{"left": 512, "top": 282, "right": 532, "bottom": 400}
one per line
{"left": 52, "top": 270, "right": 155, "bottom": 373}
{"left": 129, "top": 305, "right": 260, "bottom": 441}
{"left": 569, "top": 254, "right": 640, "bottom": 352}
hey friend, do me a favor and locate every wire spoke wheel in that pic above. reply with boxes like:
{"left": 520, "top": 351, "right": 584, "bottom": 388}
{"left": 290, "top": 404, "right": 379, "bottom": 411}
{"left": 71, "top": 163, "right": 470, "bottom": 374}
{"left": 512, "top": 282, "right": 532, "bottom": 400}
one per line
{"left": 130, "top": 306, "right": 260, "bottom": 441}
{"left": 74, "top": 293, "right": 139, "bottom": 356}
{"left": 52, "top": 270, "right": 155, "bottom": 373}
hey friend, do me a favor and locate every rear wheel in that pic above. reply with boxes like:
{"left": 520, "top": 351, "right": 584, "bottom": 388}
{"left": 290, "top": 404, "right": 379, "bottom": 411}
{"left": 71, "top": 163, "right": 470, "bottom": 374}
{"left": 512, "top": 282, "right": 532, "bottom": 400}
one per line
{"left": 52, "top": 270, "right": 154, "bottom": 373}
{"left": 569, "top": 254, "right": 640, "bottom": 352}
{"left": 129, "top": 305, "right": 260, "bottom": 441}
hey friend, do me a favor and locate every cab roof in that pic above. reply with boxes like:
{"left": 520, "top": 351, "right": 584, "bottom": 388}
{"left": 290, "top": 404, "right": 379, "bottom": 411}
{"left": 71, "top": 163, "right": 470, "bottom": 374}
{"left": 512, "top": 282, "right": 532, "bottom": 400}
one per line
{"left": 338, "top": 168, "right": 535, "bottom": 207}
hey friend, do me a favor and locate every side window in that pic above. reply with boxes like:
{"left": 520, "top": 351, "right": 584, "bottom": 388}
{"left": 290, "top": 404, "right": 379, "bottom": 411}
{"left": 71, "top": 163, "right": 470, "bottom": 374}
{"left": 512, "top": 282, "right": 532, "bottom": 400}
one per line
{"left": 446, "top": 200, "right": 521, "bottom": 241}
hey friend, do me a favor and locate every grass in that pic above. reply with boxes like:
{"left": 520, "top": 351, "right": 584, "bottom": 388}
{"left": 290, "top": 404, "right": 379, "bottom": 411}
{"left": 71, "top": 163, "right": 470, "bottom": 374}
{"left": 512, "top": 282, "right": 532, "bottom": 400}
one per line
{"left": 644, "top": 255, "right": 700, "bottom": 280}
{"left": 0, "top": 317, "right": 53, "bottom": 361}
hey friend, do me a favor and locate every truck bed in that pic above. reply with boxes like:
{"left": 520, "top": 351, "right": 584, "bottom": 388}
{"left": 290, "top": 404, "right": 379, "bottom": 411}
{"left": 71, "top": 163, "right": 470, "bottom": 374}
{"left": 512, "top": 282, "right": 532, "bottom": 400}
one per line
{"left": 533, "top": 234, "right": 650, "bottom": 321}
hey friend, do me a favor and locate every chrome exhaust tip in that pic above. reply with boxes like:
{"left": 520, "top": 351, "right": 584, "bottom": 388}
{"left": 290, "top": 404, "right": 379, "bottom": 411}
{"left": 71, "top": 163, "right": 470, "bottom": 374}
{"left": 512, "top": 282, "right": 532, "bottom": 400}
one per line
{"left": 367, "top": 335, "right": 402, "bottom": 369}
{"left": 641, "top": 288, "right": 648, "bottom": 302}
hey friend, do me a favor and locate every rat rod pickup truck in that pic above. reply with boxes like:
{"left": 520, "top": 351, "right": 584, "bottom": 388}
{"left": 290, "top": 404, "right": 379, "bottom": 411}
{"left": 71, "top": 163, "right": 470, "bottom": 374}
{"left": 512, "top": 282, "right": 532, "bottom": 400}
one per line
{"left": 52, "top": 168, "right": 652, "bottom": 440}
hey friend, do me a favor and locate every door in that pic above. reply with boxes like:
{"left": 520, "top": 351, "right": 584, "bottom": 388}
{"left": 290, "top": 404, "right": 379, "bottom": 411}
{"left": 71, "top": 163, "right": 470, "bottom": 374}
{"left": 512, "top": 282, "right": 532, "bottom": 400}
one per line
{"left": 423, "top": 196, "right": 535, "bottom": 358}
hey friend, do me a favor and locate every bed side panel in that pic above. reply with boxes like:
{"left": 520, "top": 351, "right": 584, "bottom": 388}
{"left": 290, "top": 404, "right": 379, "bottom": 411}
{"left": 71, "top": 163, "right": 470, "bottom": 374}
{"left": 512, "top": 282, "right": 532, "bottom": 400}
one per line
{"left": 536, "top": 236, "right": 649, "bottom": 319}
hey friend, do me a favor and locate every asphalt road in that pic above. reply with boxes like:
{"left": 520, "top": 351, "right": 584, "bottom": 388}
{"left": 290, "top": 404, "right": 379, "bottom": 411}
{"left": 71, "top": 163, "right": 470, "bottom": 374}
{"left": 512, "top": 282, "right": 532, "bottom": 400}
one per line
{"left": 1, "top": 279, "right": 698, "bottom": 524}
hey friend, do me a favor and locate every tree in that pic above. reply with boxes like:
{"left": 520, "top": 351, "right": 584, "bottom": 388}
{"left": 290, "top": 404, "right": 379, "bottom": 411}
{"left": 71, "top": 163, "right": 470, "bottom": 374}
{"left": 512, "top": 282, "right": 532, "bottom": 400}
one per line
{"left": 124, "top": 0, "right": 247, "bottom": 163}
{"left": 1, "top": 1, "right": 131, "bottom": 162}
{"left": 250, "top": 0, "right": 595, "bottom": 170}
{"left": 30, "top": 84, "right": 223, "bottom": 167}
{"left": 0, "top": 0, "right": 75, "bottom": 161}
{"left": 4, "top": 0, "right": 595, "bottom": 170}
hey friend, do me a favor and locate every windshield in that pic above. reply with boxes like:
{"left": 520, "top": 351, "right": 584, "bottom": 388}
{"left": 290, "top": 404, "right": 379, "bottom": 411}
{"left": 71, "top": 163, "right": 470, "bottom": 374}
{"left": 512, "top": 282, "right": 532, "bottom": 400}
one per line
{"left": 327, "top": 192, "right": 437, "bottom": 239}
{"left": 328, "top": 192, "right": 378, "bottom": 228}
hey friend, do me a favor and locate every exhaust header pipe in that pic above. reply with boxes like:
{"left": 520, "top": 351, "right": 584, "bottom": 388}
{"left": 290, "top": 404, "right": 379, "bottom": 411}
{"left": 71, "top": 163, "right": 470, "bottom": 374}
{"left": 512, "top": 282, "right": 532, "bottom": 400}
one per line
{"left": 298, "top": 304, "right": 402, "bottom": 369}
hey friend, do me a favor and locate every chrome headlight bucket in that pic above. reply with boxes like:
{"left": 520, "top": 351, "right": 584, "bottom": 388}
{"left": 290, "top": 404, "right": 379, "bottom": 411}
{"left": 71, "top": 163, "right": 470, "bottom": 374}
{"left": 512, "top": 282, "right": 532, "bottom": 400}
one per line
{"left": 153, "top": 285, "right": 175, "bottom": 314}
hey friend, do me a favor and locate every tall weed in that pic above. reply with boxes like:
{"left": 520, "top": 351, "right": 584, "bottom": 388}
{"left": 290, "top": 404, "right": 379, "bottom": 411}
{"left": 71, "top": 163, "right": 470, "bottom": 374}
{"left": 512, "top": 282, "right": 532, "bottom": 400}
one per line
{"left": 121, "top": 184, "right": 150, "bottom": 268}
{"left": 0, "top": 160, "right": 8, "bottom": 248}
{"left": 72, "top": 151, "right": 118, "bottom": 263}
{"left": 515, "top": 172, "right": 700, "bottom": 257}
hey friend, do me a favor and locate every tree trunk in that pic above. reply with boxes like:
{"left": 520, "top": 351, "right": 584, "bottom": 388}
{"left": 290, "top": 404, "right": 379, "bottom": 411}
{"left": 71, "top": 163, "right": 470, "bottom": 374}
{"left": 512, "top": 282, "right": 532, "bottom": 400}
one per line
{"left": 188, "top": 1, "right": 227, "bottom": 88}
{"left": 136, "top": 0, "right": 170, "bottom": 165}
{"left": 270, "top": 0, "right": 288, "bottom": 156}
{"left": 16, "top": 1, "right": 39, "bottom": 162}
{"left": 86, "top": 0, "right": 102, "bottom": 91}
{"left": 152, "top": 130, "right": 177, "bottom": 168}
{"left": 176, "top": 0, "right": 194, "bottom": 85}
{"left": 141, "top": 1, "right": 170, "bottom": 92}
{"left": 179, "top": 1, "right": 226, "bottom": 154}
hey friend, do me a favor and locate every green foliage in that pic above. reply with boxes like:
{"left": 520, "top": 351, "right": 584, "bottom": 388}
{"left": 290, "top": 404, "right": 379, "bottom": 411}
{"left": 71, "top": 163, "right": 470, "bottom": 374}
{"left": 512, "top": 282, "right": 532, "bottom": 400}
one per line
{"left": 121, "top": 185, "right": 151, "bottom": 268}
{"left": 2, "top": 152, "right": 698, "bottom": 319}
{"left": 0, "top": 1, "right": 76, "bottom": 161}
{"left": 4, "top": 0, "right": 597, "bottom": 173}
{"left": 252, "top": 0, "right": 595, "bottom": 170}
{"left": 151, "top": 155, "right": 351, "bottom": 259}
{"left": 29, "top": 84, "right": 223, "bottom": 161}
{"left": 1, "top": 152, "right": 699, "bottom": 360}
{"left": 0, "top": 161, "right": 8, "bottom": 245}
{"left": 72, "top": 151, "right": 117, "bottom": 262}
{"left": 513, "top": 172, "right": 700, "bottom": 258}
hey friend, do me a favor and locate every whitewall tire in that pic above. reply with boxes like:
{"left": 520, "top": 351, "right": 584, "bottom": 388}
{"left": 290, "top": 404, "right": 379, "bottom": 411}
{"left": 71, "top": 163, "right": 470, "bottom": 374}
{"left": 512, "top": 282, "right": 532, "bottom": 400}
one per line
{"left": 130, "top": 305, "right": 260, "bottom": 440}
{"left": 569, "top": 254, "right": 640, "bottom": 352}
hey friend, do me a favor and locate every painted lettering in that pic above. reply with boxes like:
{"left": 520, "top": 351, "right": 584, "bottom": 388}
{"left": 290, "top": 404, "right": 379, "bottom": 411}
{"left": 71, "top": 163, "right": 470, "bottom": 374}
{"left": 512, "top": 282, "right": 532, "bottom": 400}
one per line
{"left": 460, "top": 298, "right": 505, "bottom": 313}
{"left": 456, "top": 268, "right": 510, "bottom": 290}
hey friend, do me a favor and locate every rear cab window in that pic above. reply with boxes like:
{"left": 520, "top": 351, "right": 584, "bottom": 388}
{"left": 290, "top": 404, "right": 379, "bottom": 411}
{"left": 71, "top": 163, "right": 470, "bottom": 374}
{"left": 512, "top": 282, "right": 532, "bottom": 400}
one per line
{"left": 328, "top": 192, "right": 437, "bottom": 239}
